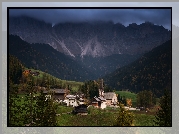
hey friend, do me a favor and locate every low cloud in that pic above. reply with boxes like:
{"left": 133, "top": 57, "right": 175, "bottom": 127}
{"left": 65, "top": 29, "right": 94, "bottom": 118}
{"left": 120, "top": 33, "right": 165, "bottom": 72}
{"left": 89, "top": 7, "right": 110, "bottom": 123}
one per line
{"left": 9, "top": 8, "right": 171, "bottom": 30}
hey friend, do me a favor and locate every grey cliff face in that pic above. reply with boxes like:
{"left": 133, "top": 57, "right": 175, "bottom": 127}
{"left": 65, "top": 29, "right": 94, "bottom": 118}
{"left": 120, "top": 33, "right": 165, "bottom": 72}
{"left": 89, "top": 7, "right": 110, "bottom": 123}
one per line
{"left": 9, "top": 16, "right": 171, "bottom": 58}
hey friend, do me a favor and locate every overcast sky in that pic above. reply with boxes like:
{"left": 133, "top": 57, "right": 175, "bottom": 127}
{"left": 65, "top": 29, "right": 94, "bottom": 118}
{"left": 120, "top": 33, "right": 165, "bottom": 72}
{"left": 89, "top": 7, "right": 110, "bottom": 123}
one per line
{"left": 9, "top": 8, "right": 171, "bottom": 30}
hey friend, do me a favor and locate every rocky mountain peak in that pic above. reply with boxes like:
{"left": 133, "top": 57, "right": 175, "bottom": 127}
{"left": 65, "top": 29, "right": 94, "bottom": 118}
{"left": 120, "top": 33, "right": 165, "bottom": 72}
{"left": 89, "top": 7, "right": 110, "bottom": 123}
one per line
{"left": 9, "top": 16, "right": 171, "bottom": 58}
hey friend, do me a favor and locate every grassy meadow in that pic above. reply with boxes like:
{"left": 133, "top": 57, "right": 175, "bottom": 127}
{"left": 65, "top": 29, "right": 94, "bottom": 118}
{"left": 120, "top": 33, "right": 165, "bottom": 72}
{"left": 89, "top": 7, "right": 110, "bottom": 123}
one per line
{"left": 9, "top": 92, "right": 157, "bottom": 126}
{"left": 23, "top": 68, "right": 84, "bottom": 91}
{"left": 9, "top": 88, "right": 158, "bottom": 126}
{"left": 116, "top": 91, "right": 137, "bottom": 107}
{"left": 56, "top": 106, "right": 156, "bottom": 126}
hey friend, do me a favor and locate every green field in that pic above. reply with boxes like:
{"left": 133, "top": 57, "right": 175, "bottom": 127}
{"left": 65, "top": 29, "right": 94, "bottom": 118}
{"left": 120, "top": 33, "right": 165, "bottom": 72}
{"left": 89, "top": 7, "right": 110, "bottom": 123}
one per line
{"left": 57, "top": 106, "right": 119, "bottom": 126}
{"left": 9, "top": 93, "right": 157, "bottom": 127}
{"left": 9, "top": 69, "right": 157, "bottom": 126}
{"left": 56, "top": 106, "right": 156, "bottom": 126}
{"left": 134, "top": 113, "right": 155, "bottom": 126}
{"left": 116, "top": 91, "right": 137, "bottom": 107}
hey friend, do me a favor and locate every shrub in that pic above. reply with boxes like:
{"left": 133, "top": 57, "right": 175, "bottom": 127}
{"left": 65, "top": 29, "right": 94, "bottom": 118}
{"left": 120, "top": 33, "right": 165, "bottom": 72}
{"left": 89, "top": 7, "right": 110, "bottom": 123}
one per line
{"left": 114, "top": 104, "right": 134, "bottom": 126}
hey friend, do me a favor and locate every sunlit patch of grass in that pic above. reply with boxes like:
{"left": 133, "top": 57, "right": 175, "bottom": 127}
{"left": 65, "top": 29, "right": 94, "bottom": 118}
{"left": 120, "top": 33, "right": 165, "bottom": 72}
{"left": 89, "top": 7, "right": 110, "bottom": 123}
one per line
{"left": 134, "top": 113, "right": 156, "bottom": 126}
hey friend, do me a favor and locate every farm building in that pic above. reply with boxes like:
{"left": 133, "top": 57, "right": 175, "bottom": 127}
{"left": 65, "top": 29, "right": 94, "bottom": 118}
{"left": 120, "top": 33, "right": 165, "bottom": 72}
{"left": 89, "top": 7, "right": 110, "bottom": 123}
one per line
{"left": 64, "top": 94, "right": 85, "bottom": 107}
{"left": 72, "top": 104, "right": 88, "bottom": 115}
{"left": 78, "top": 98, "right": 85, "bottom": 105}
{"left": 43, "top": 89, "right": 69, "bottom": 101}
{"left": 91, "top": 96, "right": 107, "bottom": 109}
{"left": 65, "top": 95, "right": 78, "bottom": 107}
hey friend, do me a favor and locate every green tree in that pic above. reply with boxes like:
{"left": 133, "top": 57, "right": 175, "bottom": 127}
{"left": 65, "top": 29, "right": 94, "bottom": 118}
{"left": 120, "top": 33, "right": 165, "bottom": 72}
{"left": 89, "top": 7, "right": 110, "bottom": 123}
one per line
{"left": 104, "top": 86, "right": 113, "bottom": 92}
{"left": 137, "top": 90, "right": 156, "bottom": 108}
{"left": 119, "top": 96, "right": 127, "bottom": 106}
{"left": 9, "top": 74, "right": 58, "bottom": 126}
{"left": 9, "top": 82, "right": 23, "bottom": 126}
{"left": 154, "top": 89, "right": 171, "bottom": 126}
{"left": 9, "top": 54, "right": 24, "bottom": 84}
{"left": 32, "top": 91, "right": 58, "bottom": 126}
{"left": 114, "top": 104, "right": 134, "bottom": 126}
{"left": 89, "top": 80, "right": 99, "bottom": 99}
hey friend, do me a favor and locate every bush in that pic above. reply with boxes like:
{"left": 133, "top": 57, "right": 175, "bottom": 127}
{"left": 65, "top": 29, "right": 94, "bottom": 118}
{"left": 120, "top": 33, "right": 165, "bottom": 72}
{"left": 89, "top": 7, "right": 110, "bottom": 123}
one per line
{"left": 114, "top": 104, "right": 134, "bottom": 126}
{"left": 154, "top": 89, "right": 171, "bottom": 126}
{"left": 9, "top": 91, "right": 58, "bottom": 126}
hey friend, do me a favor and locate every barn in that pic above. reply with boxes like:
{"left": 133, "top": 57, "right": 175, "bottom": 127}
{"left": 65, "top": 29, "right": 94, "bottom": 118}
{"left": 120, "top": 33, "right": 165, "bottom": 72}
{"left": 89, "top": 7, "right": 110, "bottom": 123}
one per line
{"left": 43, "top": 89, "right": 67, "bottom": 101}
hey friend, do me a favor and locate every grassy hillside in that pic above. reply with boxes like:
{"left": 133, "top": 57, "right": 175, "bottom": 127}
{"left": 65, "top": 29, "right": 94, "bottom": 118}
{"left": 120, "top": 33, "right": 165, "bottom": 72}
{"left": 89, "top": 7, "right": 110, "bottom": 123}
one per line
{"left": 23, "top": 68, "right": 83, "bottom": 92}
{"left": 9, "top": 54, "right": 83, "bottom": 93}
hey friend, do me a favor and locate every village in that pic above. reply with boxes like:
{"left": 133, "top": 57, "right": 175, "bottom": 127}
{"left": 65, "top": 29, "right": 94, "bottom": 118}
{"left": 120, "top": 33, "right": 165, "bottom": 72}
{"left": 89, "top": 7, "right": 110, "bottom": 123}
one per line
{"left": 42, "top": 79, "right": 139, "bottom": 115}
{"left": 9, "top": 69, "right": 164, "bottom": 126}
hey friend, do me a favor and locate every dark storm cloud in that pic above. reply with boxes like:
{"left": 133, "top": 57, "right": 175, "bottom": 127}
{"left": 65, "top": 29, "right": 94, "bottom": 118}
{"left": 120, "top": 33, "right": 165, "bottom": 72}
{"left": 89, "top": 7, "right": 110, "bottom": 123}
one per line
{"left": 9, "top": 9, "right": 171, "bottom": 30}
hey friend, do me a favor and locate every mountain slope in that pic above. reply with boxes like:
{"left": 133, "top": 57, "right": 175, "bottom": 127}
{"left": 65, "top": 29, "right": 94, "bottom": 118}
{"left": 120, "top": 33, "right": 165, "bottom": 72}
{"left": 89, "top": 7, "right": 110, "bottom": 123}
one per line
{"left": 76, "top": 54, "right": 142, "bottom": 78}
{"left": 9, "top": 34, "right": 96, "bottom": 81}
{"left": 9, "top": 16, "right": 171, "bottom": 58}
{"left": 103, "top": 40, "right": 171, "bottom": 97}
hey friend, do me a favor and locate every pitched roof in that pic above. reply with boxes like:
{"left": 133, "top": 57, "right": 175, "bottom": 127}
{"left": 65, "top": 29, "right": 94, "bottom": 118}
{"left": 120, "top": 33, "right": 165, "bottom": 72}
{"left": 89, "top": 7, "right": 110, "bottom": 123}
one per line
{"left": 104, "top": 92, "right": 115, "bottom": 100}
{"left": 66, "top": 95, "right": 76, "bottom": 99}
{"left": 98, "top": 97, "right": 106, "bottom": 101}
{"left": 43, "top": 89, "right": 66, "bottom": 94}
{"left": 55, "top": 89, "right": 66, "bottom": 93}
{"left": 93, "top": 96, "right": 100, "bottom": 101}
{"left": 79, "top": 98, "right": 84, "bottom": 101}
{"left": 93, "top": 96, "right": 106, "bottom": 102}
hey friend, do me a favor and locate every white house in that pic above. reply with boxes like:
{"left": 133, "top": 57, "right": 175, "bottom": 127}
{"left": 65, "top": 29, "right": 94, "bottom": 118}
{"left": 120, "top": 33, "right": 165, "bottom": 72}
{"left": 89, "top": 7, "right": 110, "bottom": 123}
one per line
{"left": 100, "top": 101, "right": 107, "bottom": 109}
{"left": 78, "top": 98, "right": 85, "bottom": 105}
{"left": 65, "top": 95, "right": 78, "bottom": 107}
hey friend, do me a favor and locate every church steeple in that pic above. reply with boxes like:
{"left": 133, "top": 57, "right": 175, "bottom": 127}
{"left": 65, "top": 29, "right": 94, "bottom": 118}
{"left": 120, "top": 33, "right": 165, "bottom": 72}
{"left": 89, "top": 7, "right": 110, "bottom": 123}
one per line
{"left": 99, "top": 79, "right": 104, "bottom": 97}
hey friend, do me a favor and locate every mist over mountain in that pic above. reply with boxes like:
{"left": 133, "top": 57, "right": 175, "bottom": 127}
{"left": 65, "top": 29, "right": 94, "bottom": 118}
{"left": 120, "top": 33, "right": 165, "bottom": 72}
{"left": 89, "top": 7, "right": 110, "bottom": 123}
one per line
{"left": 9, "top": 16, "right": 171, "bottom": 58}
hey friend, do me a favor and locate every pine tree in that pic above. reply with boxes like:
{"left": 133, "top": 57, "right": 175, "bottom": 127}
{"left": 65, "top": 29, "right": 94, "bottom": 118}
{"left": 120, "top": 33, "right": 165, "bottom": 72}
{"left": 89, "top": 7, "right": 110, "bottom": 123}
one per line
{"left": 32, "top": 91, "right": 58, "bottom": 126}
{"left": 154, "top": 89, "right": 171, "bottom": 126}
{"left": 114, "top": 104, "right": 134, "bottom": 126}
{"left": 9, "top": 72, "right": 58, "bottom": 126}
{"left": 136, "top": 90, "right": 156, "bottom": 109}
{"left": 9, "top": 54, "right": 24, "bottom": 84}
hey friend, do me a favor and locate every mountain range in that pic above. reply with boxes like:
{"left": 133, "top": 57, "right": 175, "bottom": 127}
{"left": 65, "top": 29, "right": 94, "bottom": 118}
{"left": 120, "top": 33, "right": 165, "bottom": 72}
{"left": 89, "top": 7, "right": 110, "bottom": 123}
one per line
{"left": 9, "top": 34, "right": 143, "bottom": 81}
{"left": 9, "top": 16, "right": 172, "bottom": 96}
{"left": 9, "top": 16, "right": 171, "bottom": 58}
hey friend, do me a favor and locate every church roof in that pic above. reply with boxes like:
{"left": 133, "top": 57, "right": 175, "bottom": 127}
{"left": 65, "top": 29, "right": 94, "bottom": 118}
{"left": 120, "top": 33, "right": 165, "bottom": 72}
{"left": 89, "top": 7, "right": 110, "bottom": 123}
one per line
{"left": 104, "top": 92, "right": 116, "bottom": 100}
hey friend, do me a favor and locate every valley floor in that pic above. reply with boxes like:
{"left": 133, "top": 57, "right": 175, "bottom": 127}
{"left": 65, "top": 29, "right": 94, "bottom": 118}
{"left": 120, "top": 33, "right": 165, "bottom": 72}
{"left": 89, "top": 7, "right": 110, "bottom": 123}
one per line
{"left": 9, "top": 93, "right": 158, "bottom": 127}
{"left": 56, "top": 106, "right": 157, "bottom": 126}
